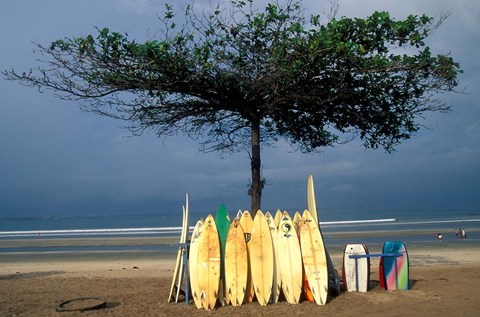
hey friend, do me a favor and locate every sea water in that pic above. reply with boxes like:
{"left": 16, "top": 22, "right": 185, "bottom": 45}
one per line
{"left": 1, "top": 207, "right": 479, "bottom": 254}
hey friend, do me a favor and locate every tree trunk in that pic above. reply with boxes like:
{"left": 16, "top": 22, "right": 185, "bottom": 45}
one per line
{"left": 250, "top": 119, "right": 262, "bottom": 216}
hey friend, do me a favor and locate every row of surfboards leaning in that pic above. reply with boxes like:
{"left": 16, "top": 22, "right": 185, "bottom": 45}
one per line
{"left": 186, "top": 206, "right": 332, "bottom": 310}
{"left": 168, "top": 196, "right": 410, "bottom": 311}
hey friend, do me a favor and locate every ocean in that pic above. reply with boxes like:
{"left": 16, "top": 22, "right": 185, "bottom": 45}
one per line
{"left": 1, "top": 207, "right": 479, "bottom": 255}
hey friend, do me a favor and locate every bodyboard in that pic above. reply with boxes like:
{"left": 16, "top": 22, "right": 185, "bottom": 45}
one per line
{"left": 342, "top": 244, "right": 370, "bottom": 292}
{"left": 379, "top": 256, "right": 385, "bottom": 289}
{"left": 381, "top": 241, "right": 409, "bottom": 291}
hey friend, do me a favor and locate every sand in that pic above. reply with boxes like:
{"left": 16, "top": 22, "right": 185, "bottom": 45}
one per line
{"left": 1, "top": 242, "right": 479, "bottom": 316}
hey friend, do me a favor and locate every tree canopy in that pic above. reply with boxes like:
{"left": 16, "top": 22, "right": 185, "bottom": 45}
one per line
{"left": 3, "top": 0, "right": 461, "bottom": 213}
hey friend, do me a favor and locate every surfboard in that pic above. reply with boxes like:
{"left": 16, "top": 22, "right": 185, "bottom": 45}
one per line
{"left": 381, "top": 241, "right": 409, "bottom": 291}
{"left": 224, "top": 219, "right": 248, "bottom": 307}
{"left": 265, "top": 211, "right": 281, "bottom": 303}
{"left": 293, "top": 211, "right": 302, "bottom": 233}
{"left": 167, "top": 194, "right": 189, "bottom": 303}
{"left": 235, "top": 210, "right": 243, "bottom": 220}
{"left": 215, "top": 203, "right": 230, "bottom": 306}
{"left": 299, "top": 209, "right": 328, "bottom": 305}
{"left": 277, "top": 211, "right": 303, "bottom": 304}
{"left": 249, "top": 210, "right": 274, "bottom": 306}
{"left": 274, "top": 209, "right": 282, "bottom": 229}
{"left": 342, "top": 244, "right": 370, "bottom": 292}
{"left": 307, "top": 175, "right": 342, "bottom": 297}
{"left": 189, "top": 219, "right": 204, "bottom": 308}
{"left": 175, "top": 195, "right": 190, "bottom": 303}
{"left": 197, "top": 214, "right": 221, "bottom": 310}
{"left": 298, "top": 211, "right": 314, "bottom": 303}
{"left": 307, "top": 175, "right": 318, "bottom": 223}
{"left": 239, "top": 210, "right": 255, "bottom": 303}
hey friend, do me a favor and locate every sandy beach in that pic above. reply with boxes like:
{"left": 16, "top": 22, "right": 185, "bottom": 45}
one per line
{"left": 1, "top": 239, "right": 479, "bottom": 317}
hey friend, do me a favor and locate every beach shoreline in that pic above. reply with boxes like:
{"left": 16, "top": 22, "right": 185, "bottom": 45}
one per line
{"left": 1, "top": 241, "right": 479, "bottom": 316}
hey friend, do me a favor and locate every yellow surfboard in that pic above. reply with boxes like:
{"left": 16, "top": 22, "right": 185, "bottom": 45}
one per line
{"left": 292, "top": 210, "right": 314, "bottom": 301}
{"left": 299, "top": 209, "right": 328, "bottom": 305}
{"left": 307, "top": 175, "right": 318, "bottom": 224}
{"left": 265, "top": 211, "right": 281, "bottom": 303}
{"left": 307, "top": 175, "right": 342, "bottom": 296}
{"left": 293, "top": 211, "right": 302, "bottom": 233}
{"left": 224, "top": 219, "right": 248, "bottom": 306}
{"left": 239, "top": 210, "right": 255, "bottom": 303}
{"left": 197, "top": 214, "right": 221, "bottom": 310}
{"left": 189, "top": 218, "right": 204, "bottom": 309}
{"left": 277, "top": 211, "right": 303, "bottom": 304}
{"left": 274, "top": 209, "right": 282, "bottom": 229}
{"left": 249, "top": 210, "right": 274, "bottom": 306}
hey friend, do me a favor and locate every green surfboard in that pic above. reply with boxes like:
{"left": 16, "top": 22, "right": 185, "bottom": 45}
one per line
{"left": 215, "top": 203, "right": 231, "bottom": 305}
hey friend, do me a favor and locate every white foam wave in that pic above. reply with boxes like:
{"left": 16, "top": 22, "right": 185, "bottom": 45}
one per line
{"left": 0, "top": 227, "right": 188, "bottom": 238}
{"left": 320, "top": 218, "right": 396, "bottom": 225}
{"left": 396, "top": 218, "right": 480, "bottom": 225}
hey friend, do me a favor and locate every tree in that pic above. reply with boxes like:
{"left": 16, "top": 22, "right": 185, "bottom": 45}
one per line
{"left": 3, "top": 0, "right": 461, "bottom": 214}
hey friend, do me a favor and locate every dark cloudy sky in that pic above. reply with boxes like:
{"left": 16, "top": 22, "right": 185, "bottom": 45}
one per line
{"left": 1, "top": 0, "right": 478, "bottom": 219}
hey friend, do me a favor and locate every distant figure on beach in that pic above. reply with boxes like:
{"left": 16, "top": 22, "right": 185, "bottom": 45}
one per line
{"left": 456, "top": 228, "right": 467, "bottom": 239}
{"left": 435, "top": 233, "right": 443, "bottom": 242}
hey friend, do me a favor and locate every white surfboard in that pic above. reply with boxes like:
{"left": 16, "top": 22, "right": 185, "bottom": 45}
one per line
{"left": 189, "top": 218, "right": 204, "bottom": 308}
{"left": 277, "top": 211, "right": 303, "bottom": 304}
{"left": 265, "top": 211, "right": 281, "bottom": 303}
{"left": 167, "top": 194, "right": 189, "bottom": 303}
{"left": 299, "top": 209, "right": 328, "bottom": 305}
